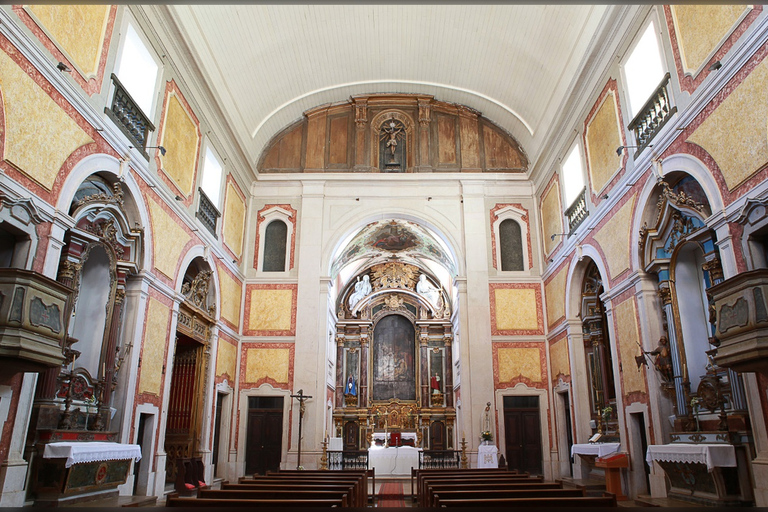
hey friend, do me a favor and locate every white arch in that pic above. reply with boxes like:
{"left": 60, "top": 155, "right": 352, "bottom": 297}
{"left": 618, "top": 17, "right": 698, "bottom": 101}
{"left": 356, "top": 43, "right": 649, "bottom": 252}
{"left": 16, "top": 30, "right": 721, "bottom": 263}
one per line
{"left": 175, "top": 244, "right": 222, "bottom": 323}
{"left": 564, "top": 244, "right": 610, "bottom": 321}
{"left": 324, "top": 208, "right": 463, "bottom": 278}
{"left": 55, "top": 153, "right": 152, "bottom": 272}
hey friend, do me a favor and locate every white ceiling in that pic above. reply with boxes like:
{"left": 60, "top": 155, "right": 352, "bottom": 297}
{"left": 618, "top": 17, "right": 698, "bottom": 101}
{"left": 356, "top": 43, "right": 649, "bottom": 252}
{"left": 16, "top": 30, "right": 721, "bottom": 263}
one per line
{"left": 155, "top": 5, "right": 621, "bottom": 175}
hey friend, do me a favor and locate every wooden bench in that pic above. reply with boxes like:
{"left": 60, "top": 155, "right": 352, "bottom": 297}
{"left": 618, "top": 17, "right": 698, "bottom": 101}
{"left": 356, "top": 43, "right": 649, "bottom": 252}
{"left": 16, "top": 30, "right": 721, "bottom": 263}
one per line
{"left": 268, "top": 468, "right": 374, "bottom": 503}
{"left": 423, "top": 478, "right": 550, "bottom": 506}
{"left": 438, "top": 495, "right": 618, "bottom": 507}
{"left": 237, "top": 476, "right": 365, "bottom": 507}
{"left": 432, "top": 487, "right": 584, "bottom": 507}
{"left": 166, "top": 493, "right": 344, "bottom": 507}
{"left": 420, "top": 474, "right": 542, "bottom": 504}
{"left": 199, "top": 488, "right": 351, "bottom": 507}
{"left": 412, "top": 467, "right": 516, "bottom": 500}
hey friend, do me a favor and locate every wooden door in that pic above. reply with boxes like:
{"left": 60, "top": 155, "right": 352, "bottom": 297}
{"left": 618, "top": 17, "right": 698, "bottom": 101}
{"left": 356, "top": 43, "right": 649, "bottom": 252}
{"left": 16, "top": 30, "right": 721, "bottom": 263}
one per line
{"left": 343, "top": 421, "right": 359, "bottom": 450}
{"left": 430, "top": 421, "right": 446, "bottom": 450}
{"left": 504, "top": 396, "right": 542, "bottom": 474}
{"left": 245, "top": 398, "right": 283, "bottom": 475}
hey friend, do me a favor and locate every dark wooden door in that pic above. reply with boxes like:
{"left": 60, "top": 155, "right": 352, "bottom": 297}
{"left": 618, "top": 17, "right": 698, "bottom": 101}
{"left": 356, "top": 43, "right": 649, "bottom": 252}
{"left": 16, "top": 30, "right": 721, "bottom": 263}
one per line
{"left": 504, "top": 396, "right": 542, "bottom": 474}
{"left": 245, "top": 409, "right": 283, "bottom": 475}
{"left": 430, "top": 421, "right": 446, "bottom": 450}
{"left": 344, "top": 421, "right": 359, "bottom": 450}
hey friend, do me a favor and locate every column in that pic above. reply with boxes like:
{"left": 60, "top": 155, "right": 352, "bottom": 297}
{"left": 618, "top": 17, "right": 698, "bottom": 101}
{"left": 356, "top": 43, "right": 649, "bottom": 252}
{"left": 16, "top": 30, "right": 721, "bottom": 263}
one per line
{"left": 360, "top": 325, "right": 370, "bottom": 409}
{"left": 417, "top": 99, "right": 432, "bottom": 172}
{"left": 659, "top": 284, "right": 688, "bottom": 416}
{"left": 444, "top": 333, "right": 454, "bottom": 408}
{"left": 354, "top": 99, "right": 369, "bottom": 172}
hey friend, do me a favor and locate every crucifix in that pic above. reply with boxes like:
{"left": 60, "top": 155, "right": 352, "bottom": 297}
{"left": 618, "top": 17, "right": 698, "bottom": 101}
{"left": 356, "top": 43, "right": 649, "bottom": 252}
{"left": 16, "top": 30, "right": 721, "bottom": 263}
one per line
{"left": 291, "top": 389, "right": 312, "bottom": 469}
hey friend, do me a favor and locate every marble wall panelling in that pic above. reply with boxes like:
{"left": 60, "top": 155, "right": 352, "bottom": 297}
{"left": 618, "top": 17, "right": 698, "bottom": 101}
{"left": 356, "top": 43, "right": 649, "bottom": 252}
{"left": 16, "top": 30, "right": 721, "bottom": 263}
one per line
{"left": 687, "top": 55, "right": 768, "bottom": 192}
{"left": 216, "top": 259, "right": 242, "bottom": 330}
{"left": 540, "top": 178, "right": 563, "bottom": 256}
{"left": 490, "top": 283, "right": 544, "bottom": 336}
{"left": 147, "top": 195, "right": 191, "bottom": 280}
{"left": 138, "top": 296, "right": 171, "bottom": 395}
{"left": 215, "top": 335, "right": 237, "bottom": 381}
{"left": 242, "top": 344, "right": 295, "bottom": 389}
{"left": 613, "top": 297, "right": 646, "bottom": 395}
{"left": 544, "top": 261, "right": 570, "bottom": 329}
{"left": 157, "top": 81, "right": 201, "bottom": 198}
{"left": 585, "top": 88, "right": 622, "bottom": 195}
{"left": 0, "top": 47, "right": 93, "bottom": 191}
{"left": 494, "top": 343, "right": 547, "bottom": 388}
{"left": 244, "top": 284, "right": 297, "bottom": 336}
{"left": 671, "top": 5, "right": 750, "bottom": 75}
{"left": 549, "top": 336, "right": 570, "bottom": 381}
{"left": 223, "top": 177, "right": 246, "bottom": 259}
{"left": 592, "top": 194, "right": 636, "bottom": 280}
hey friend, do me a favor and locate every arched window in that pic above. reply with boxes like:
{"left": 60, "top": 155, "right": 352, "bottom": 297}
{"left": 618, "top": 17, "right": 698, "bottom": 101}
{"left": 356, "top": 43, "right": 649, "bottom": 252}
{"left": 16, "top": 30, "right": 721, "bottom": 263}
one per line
{"left": 499, "top": 219, "right": 524, "bottom": 271}
{"left": 263, "top": 220, "right": 288, "bottom": 272}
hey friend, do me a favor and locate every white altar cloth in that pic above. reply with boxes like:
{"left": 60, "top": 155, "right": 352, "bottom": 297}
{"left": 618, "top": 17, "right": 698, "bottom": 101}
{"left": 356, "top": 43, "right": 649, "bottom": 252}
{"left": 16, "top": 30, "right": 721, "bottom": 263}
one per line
{"left": 571, "top": 442, "right": 621, "bottom": 458}
{"left": 328, "top": 437, "right": 343, "bottom": 451}
{"left": 646, "top": 443, "right": 736, "bottom": 472}
{"left": 43, "top": 442, "right": 142, "bottom": 468}
{"left": 372, "top": 432, "right": 417, "bottom": 445}
{"left": 476, "top": 444, "right": 498, "bottom": 468}
{"left": 368, "top": 446, "right": 420, "bottom": 475}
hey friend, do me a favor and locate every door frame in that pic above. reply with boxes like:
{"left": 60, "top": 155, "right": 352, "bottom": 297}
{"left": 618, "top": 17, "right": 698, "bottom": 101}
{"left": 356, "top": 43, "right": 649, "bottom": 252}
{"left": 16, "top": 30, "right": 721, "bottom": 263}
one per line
{"left": 553, "top": 379, "right": 573, "bottom": 479}
{"left": 213, "top": 381, "right": 233, "bottom": 481}
{"left": 238, "top": 385, "right": 291, "bottom": 477}
{"left": 495, "top": 384, "right": 551, "bottom": 479}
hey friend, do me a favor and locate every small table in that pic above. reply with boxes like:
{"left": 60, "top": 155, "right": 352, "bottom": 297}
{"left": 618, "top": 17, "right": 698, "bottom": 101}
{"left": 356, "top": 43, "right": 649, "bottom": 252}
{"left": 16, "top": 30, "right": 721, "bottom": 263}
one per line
{"left": 476, "top": 443, "right": 498, "bottom": 468}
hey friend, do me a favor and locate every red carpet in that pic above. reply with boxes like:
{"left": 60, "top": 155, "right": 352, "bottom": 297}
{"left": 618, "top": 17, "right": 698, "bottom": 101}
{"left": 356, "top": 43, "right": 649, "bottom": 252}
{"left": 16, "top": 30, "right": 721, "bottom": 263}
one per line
{"left": 377, "top": 481, "right": 405, "bottom": 507}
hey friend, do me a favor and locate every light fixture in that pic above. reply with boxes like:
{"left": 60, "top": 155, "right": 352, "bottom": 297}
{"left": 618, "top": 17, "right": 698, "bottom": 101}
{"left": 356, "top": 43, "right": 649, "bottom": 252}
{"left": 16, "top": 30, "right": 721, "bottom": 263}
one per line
{"left": 616, "top": 144, "right": 652, "bottom": 156}
{"left": 709, "top": 60, "right": 722, "bottom": 71}
{"left": 174, "top": 195, "right": 182, "bottom": 201}
{"left": 56, "top": 62, "right": 71, "bottom": 72}
{"left": 550, "top": 233, "right": 568, "bottom": 241}
{"left": 602, "top": 194, "right": 609, "bottom": 200}
{"left": 129, "top": 145, "right": 167, "bottom": 156}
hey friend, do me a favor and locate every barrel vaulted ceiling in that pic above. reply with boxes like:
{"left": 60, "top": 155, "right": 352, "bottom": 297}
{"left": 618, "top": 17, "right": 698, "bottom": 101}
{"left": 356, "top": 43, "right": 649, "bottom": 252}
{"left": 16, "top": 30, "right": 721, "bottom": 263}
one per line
{"left": 147, "top": 5, "right": 634, "bottom": 178}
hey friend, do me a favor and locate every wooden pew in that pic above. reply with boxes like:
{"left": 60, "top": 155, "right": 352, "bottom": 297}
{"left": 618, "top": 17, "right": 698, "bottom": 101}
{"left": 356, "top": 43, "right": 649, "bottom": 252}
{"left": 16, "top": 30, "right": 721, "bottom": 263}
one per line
{"left": 438, "top": 495, "right": 618, "bottom": 507}
{"left": 423, "top": 478, "right": 549, "bottom": 506}
{"left": 432, "top": 487, "right": 584, "bottom": 507}
{"left": 166, "top": 493, "right": 344, "bottom": 508}
{"left": 199, "top": 488, "right": 350, "bottom": 507}
{"left": 411, "top": 467, "right": 515, "bottom": 501}
{"left": 420, "top": 474, "right": 542, "bottom": 504}
{"left": 237, "top": 476, "right": 365, "bottom": 507}
{"left": 268, "top": 469, "right": 374, "bottom": 503}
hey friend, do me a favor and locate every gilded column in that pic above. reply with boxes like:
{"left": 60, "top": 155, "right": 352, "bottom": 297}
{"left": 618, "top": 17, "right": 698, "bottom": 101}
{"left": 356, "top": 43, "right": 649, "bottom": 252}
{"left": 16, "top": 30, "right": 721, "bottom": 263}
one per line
{"left": 659, "top": 284, "right": 687, "bottom": 416}
{"left": 418, "top": 99, "right": 432, "bottom": 172}
{"left": 354, "top": 99, "right": 369, "bottom": 171}
{"left": 335, "top": 333, "right": 345, "bottom": 408}
{"left": 419, "top": 324, "right": 429, "bottom": 407}
{"left": 359, "top": 325, "right": 370, "bottom": 409}
{"left": 444, "top": 333, "right": 454, "bottom": 408}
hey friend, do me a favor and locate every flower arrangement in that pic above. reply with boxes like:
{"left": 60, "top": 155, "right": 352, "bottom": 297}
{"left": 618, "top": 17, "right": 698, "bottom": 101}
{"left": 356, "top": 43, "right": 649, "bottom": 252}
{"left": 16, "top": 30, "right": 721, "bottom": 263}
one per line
{"left": 601, "top": 406, "right": 613, "bottom": 421}
{"left": 481, "top": 430, "right": 493, "bottom": 442}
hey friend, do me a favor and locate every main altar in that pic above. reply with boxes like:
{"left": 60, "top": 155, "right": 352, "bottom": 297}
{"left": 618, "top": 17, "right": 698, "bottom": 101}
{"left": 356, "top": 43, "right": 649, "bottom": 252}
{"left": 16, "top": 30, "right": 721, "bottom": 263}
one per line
{"left": 332, "top": 255, "right": 456, "bottom": 457}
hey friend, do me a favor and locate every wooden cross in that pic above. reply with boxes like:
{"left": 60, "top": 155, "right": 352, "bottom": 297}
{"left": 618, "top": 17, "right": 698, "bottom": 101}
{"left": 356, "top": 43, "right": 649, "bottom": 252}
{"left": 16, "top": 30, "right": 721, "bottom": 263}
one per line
{"left": 290, "top": 389, "right": 312, "bottom": 469}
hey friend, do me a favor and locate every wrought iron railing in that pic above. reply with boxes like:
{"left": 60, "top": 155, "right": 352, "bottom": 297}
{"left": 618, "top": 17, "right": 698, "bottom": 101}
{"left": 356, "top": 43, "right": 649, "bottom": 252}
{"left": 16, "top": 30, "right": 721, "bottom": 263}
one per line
{"left": 627, "top": 72, "right": 677, "bottom": 154}
{"left": 327, "top": 450, "right": 369, "bottom": 470}
{"left": 105, "top": 74, "right": 155, "bottom": 151}
{"left": 196, "top": 189, "right": 220, "bottom": 237}
{"left": 565, "top": 188, "right": 588, "bottom": 233}
{"left": 418, "top": 450, "right": 461, "bottom": 469}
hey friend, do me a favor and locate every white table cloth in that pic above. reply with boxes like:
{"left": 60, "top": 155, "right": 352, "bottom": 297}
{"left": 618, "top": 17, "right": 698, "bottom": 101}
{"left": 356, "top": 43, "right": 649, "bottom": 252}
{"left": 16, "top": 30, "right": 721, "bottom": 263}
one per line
{"left": 646, "top": 443, "right": 736, "bottom": 472}
{"left": 368, "top": 446, "right": 420, "bottom": 475}
{"left": 476, "top": 444, "right": 498, "bottom": 468}
{"left": 571, "top": 442, "right": 621, "bottom": 458}
{"left": 43, "top": 442, "right": 142, "bottom": 468}
{"left": 372, "top": 432, "right": 417, "bottom": 445}
{"left": 328, "top": 437, "right": 343, "bottom": 451}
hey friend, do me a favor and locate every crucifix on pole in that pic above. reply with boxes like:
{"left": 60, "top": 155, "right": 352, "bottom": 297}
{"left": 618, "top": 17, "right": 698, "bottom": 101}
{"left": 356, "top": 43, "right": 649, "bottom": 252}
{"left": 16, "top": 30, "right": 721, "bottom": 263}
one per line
{"left": 290, "top": 389, "right": 312, "bottom": 469}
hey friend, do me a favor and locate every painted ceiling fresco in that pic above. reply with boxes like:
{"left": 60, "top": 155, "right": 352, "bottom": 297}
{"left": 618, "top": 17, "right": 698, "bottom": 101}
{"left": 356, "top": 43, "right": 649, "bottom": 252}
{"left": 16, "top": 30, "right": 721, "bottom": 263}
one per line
{"left": 332, "top": 219, "right": 456, "bottom": 278}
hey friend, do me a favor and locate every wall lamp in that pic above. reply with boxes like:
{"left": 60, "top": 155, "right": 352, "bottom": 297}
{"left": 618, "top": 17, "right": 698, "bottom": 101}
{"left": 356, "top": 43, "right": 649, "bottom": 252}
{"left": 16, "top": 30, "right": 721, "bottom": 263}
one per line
{"left": 130, "top": 145, "right": 167, "bottom": 156}
{"left": 616, "top": 144, "right": 652, "bottom": 156}
{"left": 56, "top": 62, "right": 71, "bottom": 72}
{"left": 550, "top": 233, "right": 569, "bottom": 241}
{"left": 709, "top": 60, "right": 722, "bottom": 71}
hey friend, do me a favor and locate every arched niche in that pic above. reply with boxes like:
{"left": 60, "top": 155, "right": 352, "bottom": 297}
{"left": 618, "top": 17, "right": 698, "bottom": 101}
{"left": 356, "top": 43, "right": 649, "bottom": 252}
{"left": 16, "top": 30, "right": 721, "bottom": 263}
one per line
{"left": 370, "top": 110, "right": 415, "bottom": 172}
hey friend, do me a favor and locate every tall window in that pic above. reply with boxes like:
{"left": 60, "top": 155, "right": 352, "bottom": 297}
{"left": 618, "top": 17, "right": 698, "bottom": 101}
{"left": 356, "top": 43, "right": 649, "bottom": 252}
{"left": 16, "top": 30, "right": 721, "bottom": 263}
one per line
{"left": 200, "top": 146, "right": 224, "bottom": 207}
{"left": 562, "top": 144, "right": 585, "bottom": 207}
{"left": 115, "top": 22, "right": 160, "bottom": 116}
{"left": 624, "top": 20, "right": 665, "bottom": 118}
{"left": 263, "top": 220, "right": 288, "bottom": 272}
{"left": 499, "top": 219, "right": 524, "bottom": 271}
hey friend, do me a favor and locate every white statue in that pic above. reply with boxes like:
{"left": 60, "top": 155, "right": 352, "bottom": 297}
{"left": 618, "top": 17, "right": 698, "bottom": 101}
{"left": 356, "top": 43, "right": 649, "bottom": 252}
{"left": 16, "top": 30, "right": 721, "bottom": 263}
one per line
{"left": 348, "top": 275, "right": 371, "bottom": 309}
{"left": 416, "top": 274, "right": 440, "bottom": 307}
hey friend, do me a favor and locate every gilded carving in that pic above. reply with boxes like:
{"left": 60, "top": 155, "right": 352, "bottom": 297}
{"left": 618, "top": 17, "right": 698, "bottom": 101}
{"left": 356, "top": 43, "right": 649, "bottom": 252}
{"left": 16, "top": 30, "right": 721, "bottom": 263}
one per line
{"left": 181, "top": 269, "right": 214, "bottom": 315}
{"left": 383, "top": 294, "right": 405, "bottom": 311}
{"left": 355, "top": 100, "right": 368, "bottom": 127}
{"left": 371, "top": 262, "right": 418, "bottom": 290}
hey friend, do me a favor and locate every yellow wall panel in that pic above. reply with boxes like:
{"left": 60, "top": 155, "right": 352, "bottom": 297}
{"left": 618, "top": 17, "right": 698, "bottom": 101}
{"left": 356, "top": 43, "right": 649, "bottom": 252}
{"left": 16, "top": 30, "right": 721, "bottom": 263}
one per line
{"left": 223, "top": 181, "right": 246, "bottom": 258}
{"left": 687, "top": 57, "right": 768, "bottom": 191}
{"left": 593, "top": 195, "right": 635, "bottom": 279}
{"left": 147, "top": 196, "right": 190, "bottom": 280}
{"left": 216, "top": 338, "right": 237, "bottom": 379}
{"left": 586, "top": 91, "right": 622, "bottom": 194}
{"left": 495, "top": 288, "right": 539, "bottom": 331}
{"left": 550, "top": 338, "right": 570, "bottom": 380}
{"left": 498, "top": 347, "right": 542, "bottom": 383}
{"left": 541, "top": 182, "right": 563, "bottom": 256}
{"left": 672, "top": 5, "right": 749, "bottom": 74}
{"left": 28, "top": 5, "right": 109, "bottom": 77}
{"left": 246, "top": 348, "right": 290, "bottom": 384}
{"left": 160, "top": 93, "right": 199, "bottom": 196}
{"left": 217, "top": 262, "right": 242, "bottom": 329}
{"left": 138, "top": 297, "right": 170, "bottom": 395}
{"left": 545, "top": 262, "right": 569, "bottom": 328}
{"left": 248, "top": 289, "right": 293, "bottom": 331}
{"left": 0, "top": 49, "right": 92, "bottom": 190}
{"left": 614, "top": 298, "right": 645, "bottom": 394}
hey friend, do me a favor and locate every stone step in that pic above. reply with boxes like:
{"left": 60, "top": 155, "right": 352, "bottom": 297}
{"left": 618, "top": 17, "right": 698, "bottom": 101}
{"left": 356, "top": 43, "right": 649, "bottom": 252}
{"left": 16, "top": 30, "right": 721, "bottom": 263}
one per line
{"left": 634, "top": 494, "right": 708, "bottom": 507}
{"left": 65, "top": 495, "right": 158, "bottom": 507}
{"left": 557, "top": 477, "right": 606, "bottom": 496}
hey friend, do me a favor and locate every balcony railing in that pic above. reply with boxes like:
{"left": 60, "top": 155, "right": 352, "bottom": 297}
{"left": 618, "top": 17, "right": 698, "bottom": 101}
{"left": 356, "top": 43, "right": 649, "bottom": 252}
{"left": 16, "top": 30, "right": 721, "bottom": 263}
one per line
{"left": 196, "top": 189, "right": 220, "bottom": 237}
{"left": 565, "top": 188, "right": 588, "bottom": 233}
{"left": 105, "top": 74, "right": 155, "bottom": 152}
{"left": 627, "top": 72, "right": 677, "bottom": 154}
{"left": 418, "top": 450, "right": 462, "bottom": 469}
{"left": 327, "top": 450, "right": 369, "bottom": 470}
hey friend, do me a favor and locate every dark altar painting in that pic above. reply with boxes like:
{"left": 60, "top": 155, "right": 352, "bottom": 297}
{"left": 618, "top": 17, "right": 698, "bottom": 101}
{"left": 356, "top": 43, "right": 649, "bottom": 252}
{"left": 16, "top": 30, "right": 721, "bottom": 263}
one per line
{"left": 372, "top": 315, "right": 416, "bottom": 401}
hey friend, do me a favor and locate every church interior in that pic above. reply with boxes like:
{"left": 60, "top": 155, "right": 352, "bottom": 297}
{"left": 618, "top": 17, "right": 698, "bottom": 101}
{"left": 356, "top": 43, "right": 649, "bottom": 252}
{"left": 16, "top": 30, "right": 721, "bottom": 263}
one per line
{"left": 1, "top": 3, "right": 768, "bottom": 507}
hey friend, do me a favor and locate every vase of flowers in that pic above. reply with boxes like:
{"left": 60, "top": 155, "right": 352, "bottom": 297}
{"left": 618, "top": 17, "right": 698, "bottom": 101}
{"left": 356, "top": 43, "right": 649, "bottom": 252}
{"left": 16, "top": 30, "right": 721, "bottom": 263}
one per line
{"left": 481, "top": 430, "right": 493, "bottom": 445}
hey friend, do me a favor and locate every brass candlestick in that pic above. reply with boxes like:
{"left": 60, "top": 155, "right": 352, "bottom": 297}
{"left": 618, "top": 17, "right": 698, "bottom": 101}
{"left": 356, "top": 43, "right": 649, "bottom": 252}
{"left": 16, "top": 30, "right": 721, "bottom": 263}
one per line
{"left": 460, "top": 435, "right": 468, "bottom": 469}
{"left": 320, "top": 439, "right": 328, "bottom": 470}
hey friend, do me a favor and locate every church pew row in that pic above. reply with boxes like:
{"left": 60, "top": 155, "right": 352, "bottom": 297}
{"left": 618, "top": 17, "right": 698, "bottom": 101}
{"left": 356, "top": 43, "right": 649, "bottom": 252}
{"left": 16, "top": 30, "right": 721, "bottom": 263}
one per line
{"left": 423, "top": 479, "right": 551, "bottom": 506}
{"left": 411, "top": 467, "right": 517, "bottom": 500}
{"left": 419, "top": 473, "right": 542, "bottom": 504}
{"left": 166, "top": 493, "right": 344, "bottom": 508}
{"left": 237, "top": 476, "right": 365, "bottom": 507}
{"left": 268, "top": 468, "right": 374, "bottom": 503}
{"left": 438, "top": 495, "right": 618, "bottom": 507}
{"left": 198, "top": 488, "right": 351, "bottom": 507}
{"left": 432, "top": 488, "right": 584, "bottom": 507}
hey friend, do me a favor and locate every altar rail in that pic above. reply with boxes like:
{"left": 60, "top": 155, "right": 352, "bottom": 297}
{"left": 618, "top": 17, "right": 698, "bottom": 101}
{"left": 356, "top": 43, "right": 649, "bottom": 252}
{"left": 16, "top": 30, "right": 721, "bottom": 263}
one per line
{"left": 419, "top": 450, "right": 461, "bottom": 469}
{"left": 327, "top": 450, "right": 369, "bottom": 470}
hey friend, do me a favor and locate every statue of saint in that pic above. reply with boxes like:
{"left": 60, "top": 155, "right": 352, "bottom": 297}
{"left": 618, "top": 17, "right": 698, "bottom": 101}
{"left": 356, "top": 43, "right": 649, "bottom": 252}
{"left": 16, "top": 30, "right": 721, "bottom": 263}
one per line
{"left": 348, "top": 275, "right": 371, "bottom": 309}
{"left": 416, "top": 274, "right": 440, "bottom": 307}
{"left": 431, "top": 372, "right": 441, "bottom": 394}
{"left": 649, "top": 335, "right": 673, "bottom": 382}
{"left": 345, "top": 375, "right": 357, "bottom": 396}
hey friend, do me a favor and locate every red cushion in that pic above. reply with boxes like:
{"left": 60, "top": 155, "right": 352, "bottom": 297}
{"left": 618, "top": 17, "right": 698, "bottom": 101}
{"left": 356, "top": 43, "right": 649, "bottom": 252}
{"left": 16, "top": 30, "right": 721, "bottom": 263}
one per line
{"left": 198, "top": 481, "right": 206, "bottom": 487}
{"left": 184, "top": 483, "right": 195, "bottom": 490}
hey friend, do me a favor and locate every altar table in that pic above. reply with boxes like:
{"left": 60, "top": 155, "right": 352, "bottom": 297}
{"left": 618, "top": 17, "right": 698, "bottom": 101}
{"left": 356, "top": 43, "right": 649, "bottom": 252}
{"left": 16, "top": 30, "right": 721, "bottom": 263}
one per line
{"left": 476, "top": 444, "right": 498, "bottom": 468}
{"left": 571, "top": 442, "right": 620, "bottom": 458}
{"left": 43, "top": 441, "right": 142, "bottom": 468}
{"left": 368, "top": 446, "right": 421, "bottom": 475}
{"left": 646, "top": 443, "right": 736, "bottom": 472}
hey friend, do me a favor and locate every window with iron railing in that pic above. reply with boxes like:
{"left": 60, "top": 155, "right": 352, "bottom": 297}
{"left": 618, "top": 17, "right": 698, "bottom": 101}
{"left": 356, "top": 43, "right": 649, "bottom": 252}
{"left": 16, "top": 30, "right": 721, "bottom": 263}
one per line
{"left": 196, "top": 188, "right": 220, "bottom": 237}
{"left": 565, "top": 187, "right": 588, "bottom": 233}
{"left": 627, "top": 72, "right": 676, "bottom": 154}
{"left": 105, "top": 73, "right": 154, "bottom": 154}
